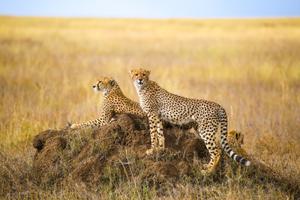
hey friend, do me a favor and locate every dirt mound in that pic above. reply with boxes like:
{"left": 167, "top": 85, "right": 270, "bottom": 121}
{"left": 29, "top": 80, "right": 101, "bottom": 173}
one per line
{"left": 32, "top": 114, "right": 208, "bottom": 189}
{"left": 32, "top": 114, "right": 300, "bottom": 196}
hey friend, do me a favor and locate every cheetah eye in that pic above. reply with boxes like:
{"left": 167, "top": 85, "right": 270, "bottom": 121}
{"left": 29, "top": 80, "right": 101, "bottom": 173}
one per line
{"left": 142, "top": 73, "right": 146, "bottom": 76}
{"left": 135, "top": 73, "right": 138, "bottom": 76}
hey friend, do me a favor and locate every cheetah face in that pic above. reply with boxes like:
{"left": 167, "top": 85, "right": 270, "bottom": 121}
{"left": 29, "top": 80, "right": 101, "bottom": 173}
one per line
{"left": 130, "top": 68, "right": 150, "bottom": 89}
{"left": 92, "top": 77, "right": 117, "bottom": 95}
{"left": 228, "top": 130, "right": 244, "bottom": 146}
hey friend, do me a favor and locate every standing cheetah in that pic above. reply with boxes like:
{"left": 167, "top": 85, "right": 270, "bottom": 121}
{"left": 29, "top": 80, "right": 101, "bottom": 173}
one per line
{"left": 130, "top": 68, "right": 250, "bottom": 174}
{"left": 69, "top": 77, "right": 145, "bottom": 129}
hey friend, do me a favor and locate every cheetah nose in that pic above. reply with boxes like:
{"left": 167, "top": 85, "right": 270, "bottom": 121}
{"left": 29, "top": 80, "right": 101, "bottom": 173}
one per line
{"left": 138, "top": 79, "right": 143, "bottom": 83}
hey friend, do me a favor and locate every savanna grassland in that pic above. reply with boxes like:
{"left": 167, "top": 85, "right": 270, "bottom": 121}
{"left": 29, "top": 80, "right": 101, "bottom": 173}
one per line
{"left": 0, "top": 16, "right": 300, "bottom": 199}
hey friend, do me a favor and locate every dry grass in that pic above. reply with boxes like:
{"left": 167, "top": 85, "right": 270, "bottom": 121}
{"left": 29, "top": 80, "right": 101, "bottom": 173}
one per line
{"left": 0, "top": 16, "right": 300, "bottom": 199}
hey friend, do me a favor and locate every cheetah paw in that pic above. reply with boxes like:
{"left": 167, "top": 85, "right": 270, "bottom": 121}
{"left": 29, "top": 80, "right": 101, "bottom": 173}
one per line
{"left": 201, "top": 166, "right": 216, "bottom": 176}
{"left": 146, "top": 149, "right": 154, "bottom": 155}
{"left": 201, "top": 168, "right": 215, "bottom": 176}
{"left": 201, "top": 169, "right": 209, "bottom": 175}
{"left": 63, "top": 121, "right": 73, "bottom": 130}
{"left": 109, "top": 117, "right": 117, "bottom": 123}
{"left": 66, "top": 123, "right": 78, "bottom": 130}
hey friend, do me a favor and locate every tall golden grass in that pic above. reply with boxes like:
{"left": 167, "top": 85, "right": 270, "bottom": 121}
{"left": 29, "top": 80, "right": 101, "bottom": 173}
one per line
{"left": 0, "top": 16, "right": 300, "bottom": 199}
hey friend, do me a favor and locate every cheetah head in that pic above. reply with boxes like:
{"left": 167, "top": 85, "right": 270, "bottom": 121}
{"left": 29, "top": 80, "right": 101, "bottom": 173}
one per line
{"left": 227, "top": 130, "right": 244, "bottom": 147}
{"left": 92, "top": 77, "right": 118, "bottom": 95}
{"left": 130, "top": 68, "right": 151, "bottom": 89}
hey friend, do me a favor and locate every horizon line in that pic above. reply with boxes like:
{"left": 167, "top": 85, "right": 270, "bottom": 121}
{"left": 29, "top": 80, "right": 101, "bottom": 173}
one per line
{"left": 1, "top": 14, "right": 300, "bottom": 20}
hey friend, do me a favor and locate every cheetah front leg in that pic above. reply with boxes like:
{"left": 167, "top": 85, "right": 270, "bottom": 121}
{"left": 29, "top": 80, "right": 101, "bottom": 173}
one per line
{"left": 146, "top": 113, "right": 165, "bottom": 155}
{"left": 69, "top": 109, "right": 113, "bottom": 130}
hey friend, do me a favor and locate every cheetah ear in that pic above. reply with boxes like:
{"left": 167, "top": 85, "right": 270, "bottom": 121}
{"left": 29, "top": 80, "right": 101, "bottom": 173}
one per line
{"left": 109, "top": 79, "right": 116, "bottom": 86}
{"left": 235, "top": 132, "right": 239, "bottom": 140}
{"left": 145, "top": 69, "right": 151, "bottom": 76}
{"left": 129, "top": 69, "right": 135, "bottom": 77}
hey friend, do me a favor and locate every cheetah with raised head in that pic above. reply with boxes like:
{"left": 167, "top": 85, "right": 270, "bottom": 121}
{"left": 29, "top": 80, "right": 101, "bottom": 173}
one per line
{"left": 130, "top": 68, "right": 250, "bottom": 174}
{"left": 69, "top": 77, "right": 145, "bottom": 129}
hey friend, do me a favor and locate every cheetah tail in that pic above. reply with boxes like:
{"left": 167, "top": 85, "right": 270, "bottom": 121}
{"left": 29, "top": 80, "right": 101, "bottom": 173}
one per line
{"left": 219, "top": 108, "right": 251, "bottom": 166}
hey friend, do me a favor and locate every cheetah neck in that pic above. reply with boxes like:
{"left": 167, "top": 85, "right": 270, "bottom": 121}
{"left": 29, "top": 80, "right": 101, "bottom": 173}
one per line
{"left": 104, "top": 87, "right": 124, "bottom": 98}
{"left": 136, "top": 81, "right": 157, "bottom": 95}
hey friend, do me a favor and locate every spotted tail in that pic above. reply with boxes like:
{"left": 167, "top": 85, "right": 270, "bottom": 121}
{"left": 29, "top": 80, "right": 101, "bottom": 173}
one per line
{"left": 218, "top": 107, "right": 251, "bottom": 166}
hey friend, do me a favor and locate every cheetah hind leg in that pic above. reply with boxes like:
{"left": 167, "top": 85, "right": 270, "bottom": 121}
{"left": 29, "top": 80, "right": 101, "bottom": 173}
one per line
{"left": 201, "top": 150, "right": 221, "bottom": 175}
{"left": 198, "top": 124, "right": 221, "bottom": 175}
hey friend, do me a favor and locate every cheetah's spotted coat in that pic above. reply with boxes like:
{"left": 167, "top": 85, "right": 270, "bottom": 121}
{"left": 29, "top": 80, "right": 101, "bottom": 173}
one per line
{"left": 130, "top": 68, "right": 250, "bottom": 174}
{"left": 70, "top": 77, "right": 145, "bottom": 129}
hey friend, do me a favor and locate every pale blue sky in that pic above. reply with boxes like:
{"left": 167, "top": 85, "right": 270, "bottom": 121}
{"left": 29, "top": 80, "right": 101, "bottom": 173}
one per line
{"left": 0, "top": 0, "right": 299, "bottom": 18}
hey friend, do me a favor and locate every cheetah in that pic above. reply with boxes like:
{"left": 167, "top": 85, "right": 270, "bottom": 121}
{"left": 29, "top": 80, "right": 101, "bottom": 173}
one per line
{"left": 130, "top": 68, "right": 250, "bottom": 174}
{"left": 69, "top": 77, "right": 145, "bottom": 129}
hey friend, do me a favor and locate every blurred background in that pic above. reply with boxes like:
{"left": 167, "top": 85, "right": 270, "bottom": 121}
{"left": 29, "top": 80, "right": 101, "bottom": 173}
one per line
{"left": 0, "top": 1, "right": 300, "bottom": 198}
